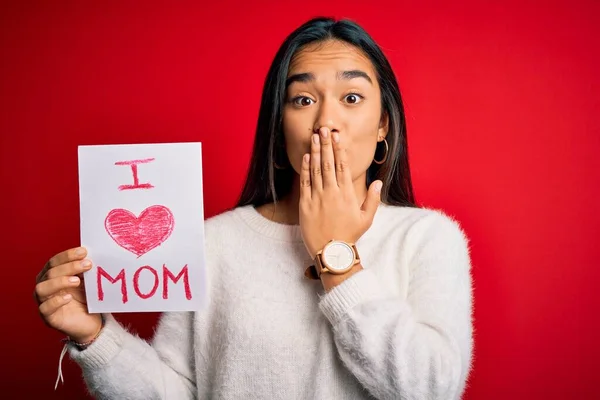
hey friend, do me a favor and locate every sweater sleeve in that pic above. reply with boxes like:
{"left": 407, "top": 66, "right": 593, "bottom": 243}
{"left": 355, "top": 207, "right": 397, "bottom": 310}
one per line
{"left": 67, "top": 311, "right": 196, "bottom": 399}
{"left": 318, "top": 211, "right": 474, "bottom": 400}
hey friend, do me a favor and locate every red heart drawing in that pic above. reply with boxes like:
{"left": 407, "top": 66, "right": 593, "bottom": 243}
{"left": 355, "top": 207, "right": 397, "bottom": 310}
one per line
{"left": 105, "top": 205, "right": 175, "bottom": 257}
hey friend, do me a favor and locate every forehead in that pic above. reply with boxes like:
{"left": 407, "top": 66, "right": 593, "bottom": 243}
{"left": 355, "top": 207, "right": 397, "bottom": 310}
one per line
{"left": 288, "top": 39, "right": 376, "bottom": 77}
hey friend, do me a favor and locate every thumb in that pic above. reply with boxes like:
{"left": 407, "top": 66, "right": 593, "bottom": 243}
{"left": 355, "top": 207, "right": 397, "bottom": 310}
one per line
{"left": 361, "top": 180, "right": 382, "bottom": 220}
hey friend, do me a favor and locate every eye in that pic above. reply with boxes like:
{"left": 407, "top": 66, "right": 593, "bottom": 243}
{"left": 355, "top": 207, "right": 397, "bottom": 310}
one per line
{"left": 292, "top": 96, "right": 315, "bottom": 107}
{"left": 344, "top": 93, "right": 364, "bottom": 104}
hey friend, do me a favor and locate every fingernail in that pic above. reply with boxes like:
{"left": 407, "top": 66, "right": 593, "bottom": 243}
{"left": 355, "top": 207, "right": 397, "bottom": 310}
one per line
{"left": 63, "top": 294, "right": 72, "bottom": 301}
{"left": 303, "top": 154, "right": 310, "bottom": 163}
{"left": 69, "top": 277, "right": 79, "bottom": 283}
{"left": 375, "top": 181, "right": 383, "bottom": 191}
{"left": 81, "top": 259, "right": 92, "bottom": 269}
{"left": 333, "top": 132, "right": 340, "bottom": 143}
{"left": 321, "top": 128, "right": 329, "bottom": 138}
{"left": 313, "top": 134, "right": 319, "bottom": 144}
{"left": 75, "top": 247, "right": 86, "bottom": 256}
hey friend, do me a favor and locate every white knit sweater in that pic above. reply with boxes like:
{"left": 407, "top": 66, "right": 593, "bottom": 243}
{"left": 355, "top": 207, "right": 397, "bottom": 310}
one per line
{"left": 66, "top": 203, "right": 474, "bottom": 399}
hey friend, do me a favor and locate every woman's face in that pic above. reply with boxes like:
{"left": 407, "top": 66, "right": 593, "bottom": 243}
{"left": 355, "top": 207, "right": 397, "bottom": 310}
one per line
{"left": 282, "top": 39, "right": 388, "bottom": 182}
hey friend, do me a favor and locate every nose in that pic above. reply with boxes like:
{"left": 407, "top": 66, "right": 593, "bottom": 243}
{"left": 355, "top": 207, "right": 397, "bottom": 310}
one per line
{"left": 312, "top": 97, "right": 340, "bottom": 134}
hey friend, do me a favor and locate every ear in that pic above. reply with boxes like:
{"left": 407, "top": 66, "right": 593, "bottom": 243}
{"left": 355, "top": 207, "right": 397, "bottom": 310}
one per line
{"left": 378, "top": 111, "right": 389, "bottom": 141}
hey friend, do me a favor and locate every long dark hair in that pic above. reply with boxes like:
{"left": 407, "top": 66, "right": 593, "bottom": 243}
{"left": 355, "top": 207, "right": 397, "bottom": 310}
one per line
{"left": 236, "top": 17, "right": 418, "bottom": 208}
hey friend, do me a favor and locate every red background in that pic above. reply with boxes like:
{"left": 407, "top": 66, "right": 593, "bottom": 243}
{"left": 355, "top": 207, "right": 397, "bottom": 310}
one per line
{"left": 1, "top": 0, "right": 598, "bottom": 398}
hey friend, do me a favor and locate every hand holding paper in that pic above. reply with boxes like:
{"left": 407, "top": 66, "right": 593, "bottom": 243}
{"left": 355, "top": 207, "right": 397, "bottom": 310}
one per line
{"left": 34, "top": 246, "right": 103, "bottom": 343}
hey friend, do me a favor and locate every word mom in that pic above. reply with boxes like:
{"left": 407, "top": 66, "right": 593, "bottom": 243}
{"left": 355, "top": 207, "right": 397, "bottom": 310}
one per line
{"left": 97, "top": 264, "right": 192, "bottom": 303}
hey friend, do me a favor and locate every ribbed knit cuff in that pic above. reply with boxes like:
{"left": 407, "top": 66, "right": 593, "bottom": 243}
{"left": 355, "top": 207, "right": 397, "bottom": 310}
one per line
{"left": 318, "top": 269, "right": 389, "bottom": 327}
{"left": 68, "top": 313, "right": 126, "bottom": 370}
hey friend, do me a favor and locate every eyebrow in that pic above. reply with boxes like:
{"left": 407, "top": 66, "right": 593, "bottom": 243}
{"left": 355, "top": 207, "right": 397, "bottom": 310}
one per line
{"left": 285, "top": 70, "right": 373, "bottom": 88}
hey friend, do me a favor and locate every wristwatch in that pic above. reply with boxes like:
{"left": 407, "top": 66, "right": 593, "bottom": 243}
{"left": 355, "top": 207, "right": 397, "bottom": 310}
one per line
{"left": 304, "top": 240, "right": 360, "bottom": 280}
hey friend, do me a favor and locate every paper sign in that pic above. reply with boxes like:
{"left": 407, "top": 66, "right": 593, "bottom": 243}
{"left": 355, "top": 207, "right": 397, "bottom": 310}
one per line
{"left": 77, "top": 142, "right": 207, "bottom": 313}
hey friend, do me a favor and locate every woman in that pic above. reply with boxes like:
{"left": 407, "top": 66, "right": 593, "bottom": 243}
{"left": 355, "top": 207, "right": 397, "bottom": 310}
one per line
{"left": 34, "top": 17, "right": 474, "bottom": 399}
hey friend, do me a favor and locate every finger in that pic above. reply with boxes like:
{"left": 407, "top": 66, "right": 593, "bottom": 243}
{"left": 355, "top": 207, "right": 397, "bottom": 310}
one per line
{"left": 35, "top": 275, "right": 82, "bottom": 303}
{"left": 44, "top": 259, "right": 93, "bottom": 281}
{"left": 39, "top": 293, "right": 73, "bottom": 318}
{"left": 36, "top": 260, "right": 91, "bottom": 305}
{"left": 71, "top": 284, "right": 88, "bottom": 304}
{"left": 332, "top": 131, "right": 352, "bottom": 187}
{"left": 34, "top": 260, "right": 89, "bottom": 304}
{"left": 319, "top": 128, "right": 336, "bottom": 189}
{"left": 35, "top": 261, "right": 51, "bottom": 283}
{"left": 361, "top": 180, "right": 383, "bottom": 220}
{"left": 47, "top": 247, "right": 88, "bottom": 271}
{"left": 62, "top": 282, "right": 87, "bottom": 304}
{"left": 310, "top": 133, "right": 323, "bottom": 192}
{"left": 299, "top": 153, "right": 312, "bottom": 201}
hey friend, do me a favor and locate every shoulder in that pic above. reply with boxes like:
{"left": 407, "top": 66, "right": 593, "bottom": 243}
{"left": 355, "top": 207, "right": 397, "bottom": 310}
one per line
{"left": 414, "top": 206, "right": 468, "bottom": 239}
{"left": 376, "top": 203, "right": 470, "bottom": 252}
{"left": 203, "top": 205, "right": 249, "bottom": 239}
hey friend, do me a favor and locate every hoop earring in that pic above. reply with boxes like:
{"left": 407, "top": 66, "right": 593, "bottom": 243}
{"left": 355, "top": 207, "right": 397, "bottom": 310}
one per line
{"left": 373, "top": 138, "right": 389, "bottom": 165}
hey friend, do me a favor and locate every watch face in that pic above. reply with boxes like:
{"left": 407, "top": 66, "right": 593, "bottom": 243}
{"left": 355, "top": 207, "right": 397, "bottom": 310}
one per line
{"left": 323, "top": 241, "right": 355, "bottom": 271}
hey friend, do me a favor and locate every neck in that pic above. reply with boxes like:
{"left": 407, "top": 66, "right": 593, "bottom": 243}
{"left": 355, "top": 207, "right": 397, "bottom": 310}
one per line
{"left": 258, "top": 172, "right": 369, "bottom": 225}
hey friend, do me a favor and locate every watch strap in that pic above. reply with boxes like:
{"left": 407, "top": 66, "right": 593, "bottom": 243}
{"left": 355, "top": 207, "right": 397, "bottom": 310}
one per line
{"left": 304, "top": 264, "right": 319, "bottom": 280}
